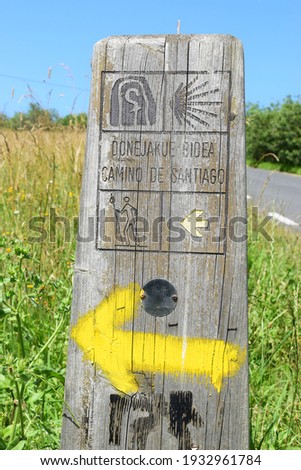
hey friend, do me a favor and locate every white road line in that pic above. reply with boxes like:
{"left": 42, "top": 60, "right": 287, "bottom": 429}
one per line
{"left": 267, "top": 212, "right": 299, "bottom": 227}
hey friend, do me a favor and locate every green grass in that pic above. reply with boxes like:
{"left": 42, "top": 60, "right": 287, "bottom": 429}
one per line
{"left": 0, "top": 129, "right": 300, "bottom": 450}
{"left": 247, "top": 159, "right": 301, "bottom": 175}
{"left": 248, "top": 223, "right": 300, "bottom": 449}
{"left": 0, "top": 129, "right": 83, "bottom": 449}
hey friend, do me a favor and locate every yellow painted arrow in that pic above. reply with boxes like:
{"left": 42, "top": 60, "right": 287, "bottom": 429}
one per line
{"left": 180, "top": 209, "right": 209, "bottom": 237}
{"left": 71, "top": 283, "right": 246, "bottom": 395}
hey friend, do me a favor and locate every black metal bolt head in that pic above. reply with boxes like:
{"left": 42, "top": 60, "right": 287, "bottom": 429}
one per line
{"left": 140, "top": 278, "right": 178, "bottom": 317}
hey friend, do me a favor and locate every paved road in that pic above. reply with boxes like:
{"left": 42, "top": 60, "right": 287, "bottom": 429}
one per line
{"left": 246, "top": 167, "right": 301, "bottom": 229}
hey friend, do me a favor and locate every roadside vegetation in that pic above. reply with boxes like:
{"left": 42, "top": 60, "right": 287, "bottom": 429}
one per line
{"left": 246, "top": 96, "right": 301, "bottom": 174}
{"left": 0, "top": 102, "right": 87, "bottom": 130}
{"left": 248, "top": 223, "right": 300, "bottom": 449}
{"left": 0, "top": 129, "right": 83, "bottom": 450}
{"left": 0, "top": 124, "right": 300, "bottom": 449}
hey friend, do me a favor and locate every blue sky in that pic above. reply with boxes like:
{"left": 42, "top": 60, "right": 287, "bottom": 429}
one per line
{"left": 1, "top": 0, "right": 300, "bottom": 117}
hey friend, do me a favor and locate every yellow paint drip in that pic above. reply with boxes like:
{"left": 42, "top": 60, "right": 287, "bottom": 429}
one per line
{"left": 71, "top": 283, "right": 246, "bottom": 395}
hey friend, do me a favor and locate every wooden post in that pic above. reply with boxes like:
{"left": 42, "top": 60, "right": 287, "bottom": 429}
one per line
{"left": 61, "top": 35, "right": 248, "bottom": 450}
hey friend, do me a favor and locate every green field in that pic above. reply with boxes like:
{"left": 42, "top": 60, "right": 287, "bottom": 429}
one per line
{"left": 0, "top": 129, "right": 300, "bottom": 450}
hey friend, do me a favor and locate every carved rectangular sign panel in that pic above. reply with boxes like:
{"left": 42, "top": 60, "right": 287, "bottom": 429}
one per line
{"left": 61, "top": 35, "right": 248, "bottom": 450}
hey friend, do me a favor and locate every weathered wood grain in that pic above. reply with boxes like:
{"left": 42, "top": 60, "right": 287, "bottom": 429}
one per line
{"left": 61, "top": 34, "right": 248, "bottom": 450}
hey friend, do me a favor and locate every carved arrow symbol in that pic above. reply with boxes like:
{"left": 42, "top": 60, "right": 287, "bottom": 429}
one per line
{"left": 71, "top": 283, "right": 246, "bottom": 395}
{"left": 180, "top": 209, "right": 209, "bottom": 237}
